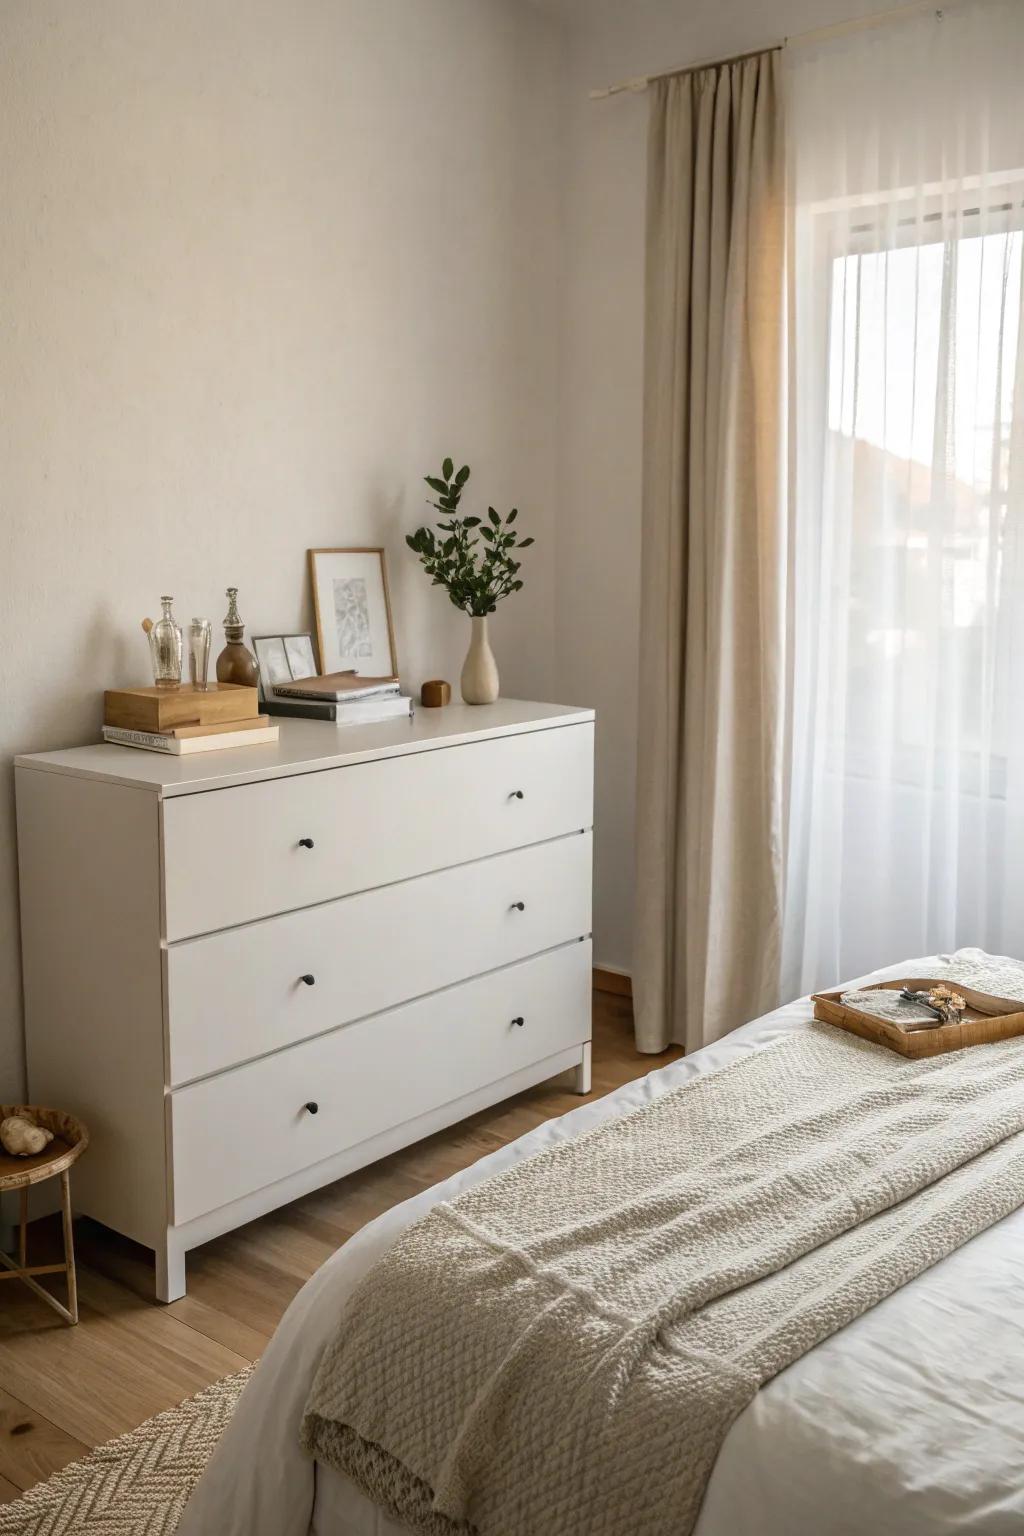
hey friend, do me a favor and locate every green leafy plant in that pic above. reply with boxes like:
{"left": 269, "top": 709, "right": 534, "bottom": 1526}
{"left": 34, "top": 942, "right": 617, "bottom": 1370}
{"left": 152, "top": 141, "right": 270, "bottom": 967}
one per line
{"left": 405, "top": 457, "right": 534, "bottom": 617}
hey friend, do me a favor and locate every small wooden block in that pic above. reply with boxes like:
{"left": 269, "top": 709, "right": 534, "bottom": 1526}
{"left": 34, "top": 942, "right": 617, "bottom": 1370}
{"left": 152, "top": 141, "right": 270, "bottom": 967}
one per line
{"left": 104, "top": 683, "right": 259, "bottom": 733}
{"left": 420, "top": 679, "right": 452, "bottom": 708}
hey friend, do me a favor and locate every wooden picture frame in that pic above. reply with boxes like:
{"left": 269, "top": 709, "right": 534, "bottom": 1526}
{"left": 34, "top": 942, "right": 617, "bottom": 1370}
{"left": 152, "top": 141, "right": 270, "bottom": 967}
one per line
{"left": 307, "top": 548, "right": 399, "bottom": 679}
{"left": 251, "top": 632, "right": 319, "bottom": 698}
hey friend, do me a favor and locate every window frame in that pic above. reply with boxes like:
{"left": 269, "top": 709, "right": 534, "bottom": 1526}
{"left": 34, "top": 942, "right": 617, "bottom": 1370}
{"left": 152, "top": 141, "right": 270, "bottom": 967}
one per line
{"left": 801, "top": 184, "right": 1024, "bottom": 801}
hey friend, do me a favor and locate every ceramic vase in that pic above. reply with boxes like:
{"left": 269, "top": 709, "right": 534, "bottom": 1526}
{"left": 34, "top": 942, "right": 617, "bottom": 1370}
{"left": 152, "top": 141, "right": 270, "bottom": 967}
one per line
{"left": 461, "top": 616, "right": 499, "bottom": 705}
{"left": 215, "top": 586, "right": 260, "bottom": 688}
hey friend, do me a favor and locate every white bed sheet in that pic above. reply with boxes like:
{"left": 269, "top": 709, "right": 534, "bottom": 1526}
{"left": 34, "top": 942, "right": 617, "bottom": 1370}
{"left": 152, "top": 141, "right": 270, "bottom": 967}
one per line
{"left": 177, "top": 952, "right": 1024, "bottom": 1536}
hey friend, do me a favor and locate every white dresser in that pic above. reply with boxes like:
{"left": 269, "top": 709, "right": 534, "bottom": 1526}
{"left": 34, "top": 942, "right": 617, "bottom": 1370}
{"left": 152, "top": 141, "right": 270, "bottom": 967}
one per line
{"left": 15, "top": 701, "right": 594, "bottom": 1300}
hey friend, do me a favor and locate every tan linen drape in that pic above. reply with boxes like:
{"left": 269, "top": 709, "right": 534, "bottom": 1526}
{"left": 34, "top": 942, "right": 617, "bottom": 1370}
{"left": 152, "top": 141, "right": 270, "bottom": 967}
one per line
{"left": 634, "top": 52, "right": 786, "bottom": 1053}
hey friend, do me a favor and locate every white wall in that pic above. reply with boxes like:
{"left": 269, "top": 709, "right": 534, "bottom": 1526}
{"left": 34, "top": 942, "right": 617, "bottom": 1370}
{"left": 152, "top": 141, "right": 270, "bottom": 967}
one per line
{"left": 554, "top": 0, "right": 888, "bottom": 973}
{"left": 0, "top": 0, "right": 566, "bottom": 1097}
{"left": 0, "top": 0, "right": 920, "bottom": 1095}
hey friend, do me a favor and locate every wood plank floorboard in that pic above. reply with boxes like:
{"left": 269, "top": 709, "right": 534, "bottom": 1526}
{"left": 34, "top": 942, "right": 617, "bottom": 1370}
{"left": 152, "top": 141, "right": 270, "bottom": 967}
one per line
{"left": 0, "top": 1386, "right": 89, "bottom": 1493}
{"left": 0, "top": 1474, "right": 21, "bottom": 1503}
{"left": 0, "top": 993, "right": 677, "bottom": 1494}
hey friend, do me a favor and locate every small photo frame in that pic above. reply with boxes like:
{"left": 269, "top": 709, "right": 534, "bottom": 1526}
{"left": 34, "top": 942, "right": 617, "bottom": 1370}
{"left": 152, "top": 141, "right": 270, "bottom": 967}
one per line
{"left": 252, "top": 632, "right": 319, "bottom": 696}
{"left": 308, "top": 547, "right": 398, "bottom": 679}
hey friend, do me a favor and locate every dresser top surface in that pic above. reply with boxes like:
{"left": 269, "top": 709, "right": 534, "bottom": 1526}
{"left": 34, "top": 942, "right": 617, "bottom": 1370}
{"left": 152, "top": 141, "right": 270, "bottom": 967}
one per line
{"left": 15, "top": 700, "right": 595, "bottom": 797}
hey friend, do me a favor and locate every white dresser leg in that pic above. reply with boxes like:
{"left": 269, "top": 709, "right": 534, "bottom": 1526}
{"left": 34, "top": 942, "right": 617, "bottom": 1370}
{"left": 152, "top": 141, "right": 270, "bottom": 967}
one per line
{"left": 572, "top": 1042, "right": 592, "bottom": 1095}
{"left": 156, "top": 1236, "right": 186, "bottom": 1302}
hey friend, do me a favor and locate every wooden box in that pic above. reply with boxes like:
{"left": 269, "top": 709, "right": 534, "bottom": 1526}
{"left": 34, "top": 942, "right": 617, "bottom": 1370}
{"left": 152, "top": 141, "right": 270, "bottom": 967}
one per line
{"left": 104, "top": 683, "right": 259, "bottom": 733}
{"left": 813, "top": 977, "right": 1024, "bottom": 1057}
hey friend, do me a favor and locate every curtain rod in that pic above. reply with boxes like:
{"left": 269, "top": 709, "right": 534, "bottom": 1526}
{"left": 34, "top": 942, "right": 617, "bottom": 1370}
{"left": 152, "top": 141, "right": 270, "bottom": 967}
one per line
{"left": 588, "top": 0, "right": 954, "bottom": 100}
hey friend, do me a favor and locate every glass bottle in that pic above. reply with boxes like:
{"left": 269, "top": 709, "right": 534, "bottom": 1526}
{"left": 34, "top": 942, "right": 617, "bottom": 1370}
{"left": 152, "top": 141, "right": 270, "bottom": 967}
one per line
{"left": 189, "top": 618, "right": 213, "bottom": 691}
{"left": 150, "top": 596, "right": 183, "bottom": 688}
{"left": 215, "top": 587, "right": 260, "bottom": 688}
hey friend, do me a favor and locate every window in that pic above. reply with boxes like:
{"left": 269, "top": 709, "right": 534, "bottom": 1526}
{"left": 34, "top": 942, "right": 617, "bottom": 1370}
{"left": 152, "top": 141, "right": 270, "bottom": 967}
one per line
{"left": 823, "top": 208, "right": 1024, "bottom": 790}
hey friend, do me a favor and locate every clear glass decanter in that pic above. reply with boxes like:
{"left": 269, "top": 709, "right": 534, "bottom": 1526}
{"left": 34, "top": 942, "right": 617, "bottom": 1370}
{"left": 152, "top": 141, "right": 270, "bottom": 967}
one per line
{"left": 150, "top": 596, "right": 183, "bottom": 688}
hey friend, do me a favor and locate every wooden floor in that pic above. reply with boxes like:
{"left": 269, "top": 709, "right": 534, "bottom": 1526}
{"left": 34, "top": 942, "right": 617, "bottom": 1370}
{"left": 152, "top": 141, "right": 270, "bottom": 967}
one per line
{"left": 0, "top": 991, "right": 678, "bottom": 1501}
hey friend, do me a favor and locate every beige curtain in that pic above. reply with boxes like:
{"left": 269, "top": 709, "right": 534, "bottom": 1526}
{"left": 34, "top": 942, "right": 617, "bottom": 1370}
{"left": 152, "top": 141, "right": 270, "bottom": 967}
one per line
{"left": 634, "top": 52, "right": 786, "bottom": 1053}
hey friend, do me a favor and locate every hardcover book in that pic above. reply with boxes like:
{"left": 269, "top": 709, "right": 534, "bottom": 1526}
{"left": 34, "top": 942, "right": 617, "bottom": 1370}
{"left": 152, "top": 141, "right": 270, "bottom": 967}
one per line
{"left": 271, "top": 672, "right": 399, "bottom": 703}
{"left": 102, "top": 723, "right": 279, "bottom": 755}
{"left": 263, "top": 695, "right": 413, "bottom": 726}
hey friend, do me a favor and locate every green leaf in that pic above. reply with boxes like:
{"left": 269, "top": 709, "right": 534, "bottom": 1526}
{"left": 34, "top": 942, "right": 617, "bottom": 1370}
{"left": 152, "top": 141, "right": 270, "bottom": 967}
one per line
{"left": 412, "top": 461, "right": 525, "bottom": 612}
{"left": 519, "top": 537, "right": 534, "bottom": 547}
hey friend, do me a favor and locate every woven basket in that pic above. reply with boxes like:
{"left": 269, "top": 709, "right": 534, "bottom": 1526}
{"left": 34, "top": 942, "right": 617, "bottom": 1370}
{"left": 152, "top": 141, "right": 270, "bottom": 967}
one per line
{"left": 0, "top": 1105, "right": 89, "bottom": 1191}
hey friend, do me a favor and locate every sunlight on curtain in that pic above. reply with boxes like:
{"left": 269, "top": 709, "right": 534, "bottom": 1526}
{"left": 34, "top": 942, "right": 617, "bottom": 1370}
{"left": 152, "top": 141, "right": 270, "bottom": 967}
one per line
{"left": 782, "top": 0, "right": 1024, "bottom": 994}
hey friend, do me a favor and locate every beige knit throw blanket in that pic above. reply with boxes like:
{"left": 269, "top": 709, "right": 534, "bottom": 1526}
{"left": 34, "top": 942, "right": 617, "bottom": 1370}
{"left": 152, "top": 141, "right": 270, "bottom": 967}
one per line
{"left": 302, "top": 1024, "right": 1024, "bottom": 1536}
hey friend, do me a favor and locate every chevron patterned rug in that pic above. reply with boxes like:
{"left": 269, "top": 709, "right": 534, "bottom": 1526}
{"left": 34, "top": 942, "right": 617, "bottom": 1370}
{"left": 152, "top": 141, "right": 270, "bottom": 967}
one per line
{"left": 0, "top": 1365, "right": 254, "bottom": 1536}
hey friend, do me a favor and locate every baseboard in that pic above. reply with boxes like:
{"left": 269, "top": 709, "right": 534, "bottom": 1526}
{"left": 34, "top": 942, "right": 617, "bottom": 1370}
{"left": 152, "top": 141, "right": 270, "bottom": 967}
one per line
{"left": 593, "top": 966, "right": 632, "bottom": 998}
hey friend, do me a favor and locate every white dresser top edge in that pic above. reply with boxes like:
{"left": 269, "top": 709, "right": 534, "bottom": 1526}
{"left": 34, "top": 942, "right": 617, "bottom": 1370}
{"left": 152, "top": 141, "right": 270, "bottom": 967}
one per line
{"left": 14, "top": 700, "right": 596, "bottom": 797}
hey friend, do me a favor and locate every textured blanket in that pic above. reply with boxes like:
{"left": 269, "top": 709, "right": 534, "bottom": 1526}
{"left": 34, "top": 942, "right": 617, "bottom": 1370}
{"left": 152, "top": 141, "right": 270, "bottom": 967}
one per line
{"left": 301, "top": 1023, "right": 1024, "bottom": 1536}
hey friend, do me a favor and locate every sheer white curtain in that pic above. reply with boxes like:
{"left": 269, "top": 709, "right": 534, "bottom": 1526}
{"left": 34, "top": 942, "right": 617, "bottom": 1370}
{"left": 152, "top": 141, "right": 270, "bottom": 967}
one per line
{"left": 782, "top": 0, "right": 1024, "bottom": 995}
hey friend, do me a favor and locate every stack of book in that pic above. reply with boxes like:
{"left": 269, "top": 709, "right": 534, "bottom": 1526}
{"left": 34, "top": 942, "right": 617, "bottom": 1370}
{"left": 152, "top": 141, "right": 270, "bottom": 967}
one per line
{"left": 102, "top": 684, "right": 278, "bottom": 755}
{"left": 263, "top": 672, "right": 413, "bottom": 727}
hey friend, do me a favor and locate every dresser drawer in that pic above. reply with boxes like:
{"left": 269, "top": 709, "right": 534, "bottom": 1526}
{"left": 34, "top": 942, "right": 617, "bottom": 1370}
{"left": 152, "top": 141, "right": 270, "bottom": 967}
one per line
{"left": 169, "top": 940, "right": 591, "bottom": 1224}
{"left": 161, "top": 722, "right": 594, "bottom": 941}
{"left": 166, "top": 832, "right": 592, "bottom": 1085}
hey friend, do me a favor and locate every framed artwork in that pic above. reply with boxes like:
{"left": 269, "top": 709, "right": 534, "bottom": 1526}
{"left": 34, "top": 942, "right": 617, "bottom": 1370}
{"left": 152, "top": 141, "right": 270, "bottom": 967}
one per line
{"left": 308, "top": 547, "right": 398, "bottom": 678}
{"left": 252, "top": 632, "right": 319, "bottom": 696}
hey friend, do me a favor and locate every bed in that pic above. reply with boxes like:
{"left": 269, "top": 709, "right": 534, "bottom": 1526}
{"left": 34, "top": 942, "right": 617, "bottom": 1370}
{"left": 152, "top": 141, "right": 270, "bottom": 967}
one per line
{"left": 177, "top": 950, "right": 1024, "bottom": 1536}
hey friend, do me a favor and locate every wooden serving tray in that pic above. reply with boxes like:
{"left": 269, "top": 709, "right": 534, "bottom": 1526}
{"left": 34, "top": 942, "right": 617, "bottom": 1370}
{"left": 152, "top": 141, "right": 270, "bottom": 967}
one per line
{"left": 813, "top": 977, "right": 1024, "bottom": 1057}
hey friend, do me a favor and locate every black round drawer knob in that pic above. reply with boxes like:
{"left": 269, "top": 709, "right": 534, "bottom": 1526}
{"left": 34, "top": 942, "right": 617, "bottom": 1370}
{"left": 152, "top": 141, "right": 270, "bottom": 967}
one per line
{"left": 300, "top": 974, "right": 316, "bottom": 986}
{"left": 298, "top": 837, "right": 315, "bottom": 849}
{"left": 511, "top": 901, "right": 526, "bottom": 912}
{"left": 511, "top": 1016, "right": 525, "bottom": 1028}
{"left": 510, "top": 790, "right": 525, "bottom": 800}
{"left": 304, "top": 1101, "right": 319, "bottom": 1115}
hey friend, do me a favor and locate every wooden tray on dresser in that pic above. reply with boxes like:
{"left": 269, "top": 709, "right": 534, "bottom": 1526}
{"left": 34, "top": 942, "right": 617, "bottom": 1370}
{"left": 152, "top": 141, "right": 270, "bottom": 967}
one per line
{"left": 813, "top": 978, "right": 1024, "bottom": 1057}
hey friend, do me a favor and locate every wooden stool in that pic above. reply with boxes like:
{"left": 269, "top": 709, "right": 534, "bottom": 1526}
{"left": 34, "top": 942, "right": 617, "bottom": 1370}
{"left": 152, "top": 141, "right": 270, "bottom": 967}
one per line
{"left": 0, "top": 1106, "right": 89, "bottom": 1325}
